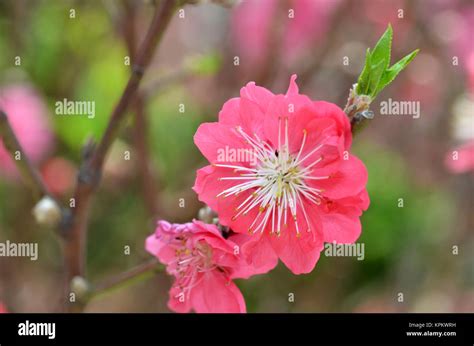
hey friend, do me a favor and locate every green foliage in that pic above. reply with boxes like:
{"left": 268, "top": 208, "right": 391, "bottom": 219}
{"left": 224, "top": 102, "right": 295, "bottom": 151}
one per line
{"left": 377, "top": 50, "right": 419, "bottom": 94}
{"left": 53, "top": 45, "right": 128, "bottom": 151}
{"left": 148, "top": 89, "right": 203, "bottom": 190}
{"left": 87, "top": 191, "right": 148, "bottom": 276}
{"left": 0, "top": 21, "right": 8, "bottom": 70}
{"left": 352, "top": 141, "right": 454, "bottom": 282}
{"left": 356, "top": 24, "right": 419, "bottom": 99}
{"left": 185, "top": 53, "right": 222, "bottom": 76}
{"left": 24, "top": 3, "right": 67, "bottom": 92}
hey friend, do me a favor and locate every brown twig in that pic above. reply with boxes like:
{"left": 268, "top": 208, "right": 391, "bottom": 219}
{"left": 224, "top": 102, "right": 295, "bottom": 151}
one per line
{"left": 62, "top": 0, "right": 178, "bottom": 312}
{"left": 343, "top": 86, "right": 373, "bottom": 134}
{"left": 91, "top": 259, "right": 163, "bottom": 299}
{"left": 122, "top": 0, "right": 160, "bottom": 217}
{"left": 141, "top": 67, "right": 194, "bottom": 100}
{"left": 0, "top": 110, "right": 51, "bottom": 199}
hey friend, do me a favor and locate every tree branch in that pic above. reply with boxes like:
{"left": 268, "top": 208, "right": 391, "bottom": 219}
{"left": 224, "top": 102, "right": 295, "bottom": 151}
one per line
{"left": 343, "top": 86, "right": 373, "bottom": 134}
{"left": 62, "top": 0, "right": 178, "bottom": 312}
{"left": 0, "top": 110, "right": 51, "bottom": 199}
{"left": 90, "top": 259, "right": 163, "bottom": 300}
{"left": 122, "top": 0, "right": 160, "bottom": 217}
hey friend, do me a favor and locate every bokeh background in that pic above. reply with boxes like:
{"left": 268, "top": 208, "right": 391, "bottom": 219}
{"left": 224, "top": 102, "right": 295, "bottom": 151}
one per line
{"left": 0, "top": 0, "right": 473, "bottom": 312}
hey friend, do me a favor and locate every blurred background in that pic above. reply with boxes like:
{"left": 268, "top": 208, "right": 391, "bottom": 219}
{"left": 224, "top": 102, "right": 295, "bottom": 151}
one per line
{"left": 0, "top": 0, "right": 472, "bottom": 313}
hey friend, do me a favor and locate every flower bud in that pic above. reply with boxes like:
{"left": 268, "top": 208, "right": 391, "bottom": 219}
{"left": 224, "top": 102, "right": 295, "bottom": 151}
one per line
{"left": 197, "top": 206, "right": 217, "bottom": 224}
{"left": 32, "top": 196, "right": 61, "bottom": 227}
{"left": 71, "top": 276, "right": 91, "bottom": 301}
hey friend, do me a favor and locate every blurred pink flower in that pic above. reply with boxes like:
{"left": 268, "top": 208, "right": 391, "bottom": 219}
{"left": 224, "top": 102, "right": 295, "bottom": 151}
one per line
{"left": 40, "top": 157, "right": 76, "bottom": 196}
{"left": 363, "top": 0, "right": 412, "bottom": 42}
{"left": 448, "top": 8, "right": 474, "bottom": 95}
{"left": 231, "top": 0, "right": 340, "bottom": 70}
{"left": 0, "top": 302, "right": 7, "bottom": 313}
{"left": 425, "top": 4, "right": 474, "bottom": 95}
{"left": 445, "top": 141, "right": 474, "bottom": 174}
{"left": 467, "top": 52, "right": 474, "bottom": 94}
{"left": 0, "top": 85, "right": 53, "bottom": 177}
{"left": 193, "top": 75, "right": 369, "bottom": 274}
{"left": 146, "top": 220, "right": 261, "bottom": 313}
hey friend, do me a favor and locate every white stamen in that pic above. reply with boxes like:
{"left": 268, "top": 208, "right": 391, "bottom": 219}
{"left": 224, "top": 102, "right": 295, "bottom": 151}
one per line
{"left": 217, "top": 123, "right": 330, "bottom": 237}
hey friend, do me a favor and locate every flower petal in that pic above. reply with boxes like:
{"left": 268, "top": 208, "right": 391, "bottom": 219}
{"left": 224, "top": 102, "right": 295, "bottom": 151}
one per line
{"left": 313, "top": 101, "right": 352, "bottom": 149}
{"left": 192, "top": 271, "right": 246, "bottom": 313}
{"left": 268, "top": 214, "right": 324, "bottom": 274}
{"left": 229, "top": 232, "right": 278, "bottom": 279}
{"left": 168, "top": 285, "right": 193, "bottom": 313}
{"left": 310, "top": 155, "right": 368, "bottom": 200}
{"left": 320, "top": 207, "right": 362, "bottom": 243}
{"left": 194, "top": 123, "right": 247, "bottom": 163}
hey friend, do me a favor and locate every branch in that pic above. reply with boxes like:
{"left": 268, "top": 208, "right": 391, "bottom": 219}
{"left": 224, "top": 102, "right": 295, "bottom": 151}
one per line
{"left": 141, "top": 67, "right": 194, "bottom": 100}
{"left": 122, "top": 0, "right": 160, "bottom": 217}
{"left": 88, "top": 0, "right": 177, "bottom": 174}
{"left": 0, "top": 110, "right": 51, "bottom": 199}
{"left": 90, "top": 259, "right": 163, "bottom": 300}
{"left": 62, "top": 0, "right": 178, "bottom": 312}
{"left": 343, "top": 85, "right": 373, "bottom": 134}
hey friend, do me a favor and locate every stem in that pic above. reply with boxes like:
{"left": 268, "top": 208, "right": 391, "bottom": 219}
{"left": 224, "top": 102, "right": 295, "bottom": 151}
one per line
{"left": 0, "top": 110, "right": 52, "bottom": 199}
{"left": 141, "top": 67, "right": 193, "bottom": 100}
{"left": 343, "top": 85, "right": 373, "bottom": 134}
{"left": 91, "top": 259, "right": 163, "bottom": 300}
{"left": 122, "top": 0, "right": 160, "bottom": 217}
{"left": 63, "top": 0, "right": 177, "bottom": 312}
{"left": 88, "top": 0, "right": 176, "bottom": 173}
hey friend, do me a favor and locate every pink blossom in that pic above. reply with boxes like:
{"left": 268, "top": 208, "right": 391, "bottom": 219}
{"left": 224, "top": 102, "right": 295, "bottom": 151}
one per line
{"left": 40, "top": 157, "right": 76, "bottom": 196}
{"left": 193, "top": 75, "right": 369, "bottom": 274}
{"left": 146, "top": 220, "right": 263, "bottom": 313}
{"left": 0, "top": 85, "right": 53, "bottom": 177}
{"left": 456, "top": 11, "right": 474, "bottom": 95}
{"left": 445, "top": 141, "right": 474, "bottom": 174}
{"left": 231, "top": 0, "right": 340, "bottom": 70}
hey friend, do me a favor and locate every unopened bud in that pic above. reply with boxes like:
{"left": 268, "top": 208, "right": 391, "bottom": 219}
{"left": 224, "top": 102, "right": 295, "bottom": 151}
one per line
{"left": 198, "top": 206, "right": 217, "bottom": 224}
{"left": 71, "top": 276, "right": 91, "bottom": 300}
{"left": 32, "top": 196, "right": 61, "bottom": 226}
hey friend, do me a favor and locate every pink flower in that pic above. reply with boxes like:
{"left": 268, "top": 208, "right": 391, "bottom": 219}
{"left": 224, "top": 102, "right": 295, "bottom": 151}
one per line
{"left": 0, "top": 85, "right": 53, "bottom": 177}
{"left": 231, "top": 0, "right": 340, "bottom": 70}
{"left": 193, "top": 75, "right": 369, "bottom": 274}
{"left": 445, "top": 141, "right": 474, "bottom": 174}
{"left": 146, "top": 220, "right": 261, "bottom": 313}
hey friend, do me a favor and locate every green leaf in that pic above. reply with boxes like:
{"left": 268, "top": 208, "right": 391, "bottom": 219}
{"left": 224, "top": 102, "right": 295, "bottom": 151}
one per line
{"left": 356, "top": 48, "right": 372, "bottom": 95}
{"left": 354, "top": 24, "right": 418, "bottom": 100}
{"left": 375, "top": 49, "right": 419, "bottom": 96}
{"left": 368, "top": 59, "right": 386, "bottom": 98}
{"left": 370, "top": 24, "right": 393, "bottom": 72}
{"left": 356, "top": 25, "right": 393, "bottom": 97}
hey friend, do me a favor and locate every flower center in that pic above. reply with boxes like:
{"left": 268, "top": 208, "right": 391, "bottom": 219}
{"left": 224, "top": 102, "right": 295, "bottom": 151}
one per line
{"left": 173, "top": 240, "right": 216, "bottom": 294}
{"left": 215, "top": 116, "right": 329, "bottom": 237}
